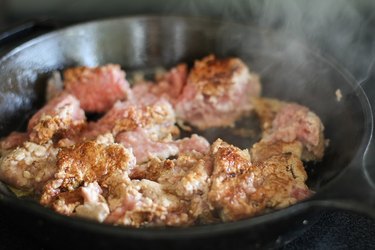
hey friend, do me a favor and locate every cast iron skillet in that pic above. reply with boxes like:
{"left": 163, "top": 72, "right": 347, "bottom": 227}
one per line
{"left": 0, "top": 16, "right": 374, "bottom": 249}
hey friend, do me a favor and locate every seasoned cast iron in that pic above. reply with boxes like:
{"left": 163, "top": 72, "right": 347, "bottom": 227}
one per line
{"left": 0, "top": 16, "right": 374, "bottom": 249}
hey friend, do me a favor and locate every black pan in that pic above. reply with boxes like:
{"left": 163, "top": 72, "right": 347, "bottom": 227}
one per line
{"left": 0, "top": 16, "right": 374, "bottom": 249}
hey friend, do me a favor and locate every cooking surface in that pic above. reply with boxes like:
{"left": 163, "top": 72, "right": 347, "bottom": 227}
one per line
{"left": 0, "top": 1, "right": 374, "bottom": 249}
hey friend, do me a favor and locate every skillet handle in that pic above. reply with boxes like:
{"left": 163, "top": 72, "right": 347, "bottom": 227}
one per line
{"left": 310, "top": 139, "right": 375, "bottom": 218}
{"left": 0, "top": 18, "right": 61, "bottom": 47}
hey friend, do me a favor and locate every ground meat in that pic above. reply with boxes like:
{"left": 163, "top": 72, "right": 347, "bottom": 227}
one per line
{"left": 105, "top": 149, "right": 214, "bottom": 227}
{"left": 175, "top": 55, "right": 261, "bottom": 129}
{"left": 0, "top": 141, "right": 59, "bottom": 192}
{"left": 28, "top": 93, "right": 86, "bottom": 144}
{"left": 28, "top": 93, "right": 85, "bottom": 130}
{"left": 132, "top": 64, "right": 188, "bottom": 105}
{"left": 252, "top": 97, "right": 286, "bottom": 133}
{"left": 127, "top": 149, "right": 215, "bottom": 223}
{"left": 84, "top": 98, "right": 178, "bottom": 141}
{"left": 208, "top": 139, "right": 310, "bottom": 222}
{"left": 116, "top": 128, "right": 179, "bottom": 164}
{"left": 64, "top": 64, "right": 131, "bottom": 113}
{"left": 253, "top": 97, "right": 325, "bottom": 161}
{"left": 75, "top": 182, "right": 110, "bottom": 222}
{"left": 40, "top": 140, "right": 136, "bottom": 207}
{"left": 174, "top": 134, "right": 210, "bottom": 155}
{"left": 157, "top": 153, "right": 212, "bottom": 198}
{"left": 80, "top": 98, "right": 179, "bottom": 164}
{"left": 250, "top": 140, "right": 303, "bottom": 162}
{"left": 104, "top": 176, "right": 193, "bottom": 227}
{"left": 116, "top": 132, "right": 209, "bottom": 165}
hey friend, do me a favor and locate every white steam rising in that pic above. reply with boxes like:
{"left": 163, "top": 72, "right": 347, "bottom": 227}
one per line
{"left": 163, "top": 0, "right": 375, "bottom": 84}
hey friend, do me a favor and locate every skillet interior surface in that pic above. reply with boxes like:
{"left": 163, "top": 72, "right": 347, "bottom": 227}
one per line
{"left": 0, "top": 16, "right": 371, "bottom": 248}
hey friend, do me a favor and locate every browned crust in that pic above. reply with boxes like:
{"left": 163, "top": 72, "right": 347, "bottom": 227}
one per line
{"left": 188, "top": 54, "right": 248, "bottom": 96}
{"left": 252, "top": 97, "right": 325, "bottom": 162}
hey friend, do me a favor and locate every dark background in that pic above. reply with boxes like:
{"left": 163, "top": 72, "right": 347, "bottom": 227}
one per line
{"left": 0, "top": 1, "right": 374, "bottom": 249}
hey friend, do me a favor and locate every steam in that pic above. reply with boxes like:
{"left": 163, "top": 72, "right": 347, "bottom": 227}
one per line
{"left": 163, "top": 0, "right": 375, "bottom": 83}
{"left": 6, "top": 0, "right": 374, "bottom": 82}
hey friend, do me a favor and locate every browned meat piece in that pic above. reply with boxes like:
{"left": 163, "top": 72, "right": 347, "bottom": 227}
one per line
{"left": 51, "top": 188, "right": 84, "bottom": 215}
{"left": 111, "top": 99, "right": 178, "bottom": 140}
{"left": 82, "top": 98, "right": 179, "bottom": 164}
{"left": 132, "top": 64, "right": 188, "bottom": 105}
{"left": 157, "top": 153, "right": 212, "bottom": 198}
{"left": 175, "top": 55, "right": 261, "bottom": 129}
{"left": 84, "top": 98, "right": 178, "bottom": 141}
{"left": 126, "top": 138, "right": 210, "bottom": 183}
{"left": 252, "top": 97, "right": 286, "bottom": 133}
{"left": 53, "top": 182, "right": 110, "bottom": 221}
{"left": 104, "top": 175, "right": 193, "bottom": 227}
{"left": 28, "top": 93, "right": 86, "bottom": 144}
{"left": 253, "top": 98, "right": 325, "bottom": 161}
{"left": 40, "top": 140, "right": 136, "bottom": 207}
{"left": 0, "top": 141, "right": 59, "bottom": 192}
{"left": 129, "top": 158, "right": 173, "bottom": 181}
{"left": 129, "top": 151, "right": 215, "bottom": 224}
{"left": 0, "top": 132, "right": 28, "bottom": 152}
{"left": 250, "top": 140, "right": 303, "bottom": 162}
{"left": 64, "top": 64, "right": 131, "bottom": 113}
{"left": 28, "top": 93, "right": 85, "bottom": 130}
{"left": 208, "top": 139, "right": 310, "bottom": 222}
{"left": 74, "top": 182, "right": 110, "bottom": 221}
{"left": 105, "top": 149, "right": 214, "bottom": 227}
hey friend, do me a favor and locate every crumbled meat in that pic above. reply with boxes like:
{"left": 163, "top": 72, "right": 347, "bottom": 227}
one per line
{"left": 84, "top": 98, "right": 178, "bottom": 141}
{"left": 116, "top": 132, "right": 209, "bottom": 164}
{"left": 64, "top": 64, "right": 131, "bottom": 113}
{"left": 129, "top": 151, "right": 215, "bottom": 223}
{"left": 175, "top": 55, "right": 261, "bottom": 129}
{"left": 161, "top": 153, "right": 216, "bottom": 223}
{"left": 82, "top": 98, "right": 179, "bottom": 164}
{"left": 174, "top": 134, "right": 210, "bottom": 155}
{"left": 75, "top": 182, "right": 110, "bottom": 222}
{"left": 0, "top": 141, "right": 59, "bottom": 192}
{"left": 105, "top": 177, "right": 193, "bottom": 227}
{"left": 51, "top": 188, "right": 83, "bottom": 215}
{"left": 156, "top": 64, "right": 188, "bottom": 103}
{"left": 111, "top": 99, "right": 178, "bottom": 140}
{"left": 250, "top": 140, "right": 303, "bottom": 162}
{"left": 157, "top": 153, "right": 212, "bottom": 198}
{"left": 28, "top": 93, "right": 86, "bottom": 144}
{"left": 208, "top": 139, "right": 310, "bottom": 222}
{"left": 252, "top": 97, "right": 286, "bottom": 133}
{"left": 132, "top": 64, "right": 188, "bottom": 105}
{"left": 40, "top": 140, "right": 136, "bottom": 207}
{"left": 116, "top": 128, "right": 179, "bottom": 164}
{"left": 253, "top": 97, "right": 325, "bottom": 161}
{"left": 28, "top": 93, "right": 85, "bottom": 130}
{"left": 129, "top": 158, "right": 173, "bottom": 181}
